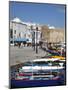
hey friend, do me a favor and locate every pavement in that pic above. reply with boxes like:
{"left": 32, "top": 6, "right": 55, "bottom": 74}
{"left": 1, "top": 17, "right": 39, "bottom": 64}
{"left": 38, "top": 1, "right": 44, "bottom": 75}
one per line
{"left": 9, "top": 45, "right": 47, "bottom": 66}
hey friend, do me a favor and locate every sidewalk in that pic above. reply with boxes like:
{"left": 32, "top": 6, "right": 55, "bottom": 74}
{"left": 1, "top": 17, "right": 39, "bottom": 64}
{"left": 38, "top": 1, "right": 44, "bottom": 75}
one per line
{"left": 10, "top": 46, "right": 47, "bottom": 66}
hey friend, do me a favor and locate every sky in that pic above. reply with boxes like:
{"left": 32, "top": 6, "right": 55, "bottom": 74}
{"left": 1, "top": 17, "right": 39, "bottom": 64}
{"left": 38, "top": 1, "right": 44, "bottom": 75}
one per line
{"left": 9, "top": 1, "right": 66, "bottom": 29}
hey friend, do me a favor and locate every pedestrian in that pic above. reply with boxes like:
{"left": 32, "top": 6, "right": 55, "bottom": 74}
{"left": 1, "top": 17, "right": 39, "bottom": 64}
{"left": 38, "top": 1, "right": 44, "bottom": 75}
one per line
{"left": 23, "top": 41, "right": 26, "bottom": 47}
{"left": 18, "top": 42, "right": 21, "bottom": 48}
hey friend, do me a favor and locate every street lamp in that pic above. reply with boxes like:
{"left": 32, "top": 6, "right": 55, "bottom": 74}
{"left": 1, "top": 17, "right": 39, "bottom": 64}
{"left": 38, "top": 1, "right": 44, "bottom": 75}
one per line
{"left": 31, "top": 25, "right": 35, "bottom": 51}
{"left": 36, "top": 27, "right": 38, "bottom": 54}
{"left": 33, "top": 31, "right": 35, "bottom": 51}
{"left": 12, "top": 21, "right": 14, "bottom": 46}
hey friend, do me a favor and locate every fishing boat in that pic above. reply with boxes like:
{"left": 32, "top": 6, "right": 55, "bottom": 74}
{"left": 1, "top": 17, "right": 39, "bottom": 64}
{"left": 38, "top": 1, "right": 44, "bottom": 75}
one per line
{"left": 51, "top": 56, "right": 65, "bottom": 60}
{"left": 14, "top": 58, "right": 65, "bottom": 81}
{"left": 11, "top": 58, "right": 65, "bottom": 88}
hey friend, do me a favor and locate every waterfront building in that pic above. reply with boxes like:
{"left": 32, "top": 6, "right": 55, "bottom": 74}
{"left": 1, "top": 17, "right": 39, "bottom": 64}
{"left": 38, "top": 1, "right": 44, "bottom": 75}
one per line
{"left": 41, "top": 25, "right": 65, "bottom": 44}
{"left": 10, "top": 17, "right": 42, "bottom": 46}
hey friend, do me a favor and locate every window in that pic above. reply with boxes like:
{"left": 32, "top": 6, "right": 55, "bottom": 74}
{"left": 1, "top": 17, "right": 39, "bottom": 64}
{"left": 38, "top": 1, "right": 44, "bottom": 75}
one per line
{"left": 10, "top": 29, "right": 13, "bottom": 38}
{"left": 28, "top": 34, "right": 31, "bottom": 38}
{"left": 24, "top": 34, "right": 26, "bottom": 38}
{"left": 14, "top": 30, "right": 16, "bottom": 34}
{"left": 19, "top": 33, "right": 21, "bottom": 37}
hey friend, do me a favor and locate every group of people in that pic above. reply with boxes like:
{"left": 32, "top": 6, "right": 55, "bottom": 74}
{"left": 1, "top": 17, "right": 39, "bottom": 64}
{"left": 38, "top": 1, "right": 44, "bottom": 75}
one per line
{"left": 14, "top": 41, "right": 32, "bottom": 48}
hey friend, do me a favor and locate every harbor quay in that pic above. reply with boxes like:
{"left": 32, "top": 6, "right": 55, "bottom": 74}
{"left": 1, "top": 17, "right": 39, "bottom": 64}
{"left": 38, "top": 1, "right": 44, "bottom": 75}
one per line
{"left": 10, "top": 46, "right": 47, "bottom": 66}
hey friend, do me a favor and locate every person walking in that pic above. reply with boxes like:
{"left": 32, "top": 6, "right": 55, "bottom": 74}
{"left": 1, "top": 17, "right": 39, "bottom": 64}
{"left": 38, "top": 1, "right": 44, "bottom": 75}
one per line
{"left": 18, "top": 42, "right": 21, "bottom": 48}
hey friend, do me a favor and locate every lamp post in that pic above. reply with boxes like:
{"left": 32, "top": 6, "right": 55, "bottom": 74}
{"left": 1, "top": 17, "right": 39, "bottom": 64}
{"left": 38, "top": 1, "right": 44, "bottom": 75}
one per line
{"left": 33, "top": 31, "right": 35, "bottom": 51}
{"left": 12, "top": 22, "right": 14, "bottom": 46}
{"left": 31, "top": 25, "right": 35, "bottom": 51}
{"left": 36, "top": 27, "right": 38, "bottom": 54}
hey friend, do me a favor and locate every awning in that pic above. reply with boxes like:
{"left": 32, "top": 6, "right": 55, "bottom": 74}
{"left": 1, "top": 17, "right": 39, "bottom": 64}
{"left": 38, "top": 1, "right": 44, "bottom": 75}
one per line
{"left": 10, "top": 38, "right": 29, "bottom": 42}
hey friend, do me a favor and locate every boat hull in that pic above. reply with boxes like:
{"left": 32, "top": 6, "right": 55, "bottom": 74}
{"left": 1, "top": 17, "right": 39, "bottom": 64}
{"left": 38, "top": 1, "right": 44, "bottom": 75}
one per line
{"left": 10, "top": 79, "right": 65, "bottom": 88}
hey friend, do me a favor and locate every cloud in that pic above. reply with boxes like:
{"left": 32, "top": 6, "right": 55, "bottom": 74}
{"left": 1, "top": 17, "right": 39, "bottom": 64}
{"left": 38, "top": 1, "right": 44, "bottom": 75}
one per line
{"left": 49, "top": 26, "right": 55, "bottom": 29}
{"left": 48, "top": 24, "right": 55, "bottom": 29}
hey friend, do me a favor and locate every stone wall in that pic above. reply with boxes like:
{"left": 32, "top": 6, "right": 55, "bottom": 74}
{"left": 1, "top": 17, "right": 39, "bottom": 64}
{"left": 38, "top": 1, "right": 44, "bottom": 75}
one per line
{"left": 41, "top": 25, "right": 65, "bottom": 43}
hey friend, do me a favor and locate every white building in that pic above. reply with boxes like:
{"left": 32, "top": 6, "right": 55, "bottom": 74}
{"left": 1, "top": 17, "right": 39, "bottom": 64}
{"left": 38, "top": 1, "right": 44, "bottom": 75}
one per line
{"left": 10, "top": 17, "right": 42, "bottom": 45}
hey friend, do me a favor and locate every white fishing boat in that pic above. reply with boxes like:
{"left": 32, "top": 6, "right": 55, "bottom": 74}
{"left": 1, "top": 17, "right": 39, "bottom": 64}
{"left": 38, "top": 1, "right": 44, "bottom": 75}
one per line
{"left": 20, "top": 58, "right": 64, "bottom": 72}
{"left": 33, "top": 58, "right": 59, "bottom": 62}
{"left": 22, "top": 66, "right": 64, "bottom": 72}
{"left": 14, "top": 58, "right": 65, "bottom": 80}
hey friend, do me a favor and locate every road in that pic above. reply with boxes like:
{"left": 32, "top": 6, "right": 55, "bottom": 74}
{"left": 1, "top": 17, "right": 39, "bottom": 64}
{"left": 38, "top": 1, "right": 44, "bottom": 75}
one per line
{"left": 9, "top": 46, "right": 47, "bottom": 66}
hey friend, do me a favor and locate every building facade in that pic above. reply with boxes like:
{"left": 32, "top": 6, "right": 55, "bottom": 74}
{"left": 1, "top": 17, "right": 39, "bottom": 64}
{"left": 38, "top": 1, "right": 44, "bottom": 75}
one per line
{"left": 10, "top": 17, "right": 41, "bottom": 45}
{"left": 41, "top": 25, "right": 65, "bottom": 43}
{"left": 10, "top": 22, "right": 27, "bottom": 39}
{"left": 49, "top": 29, "right": 64, "bottom": 43}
